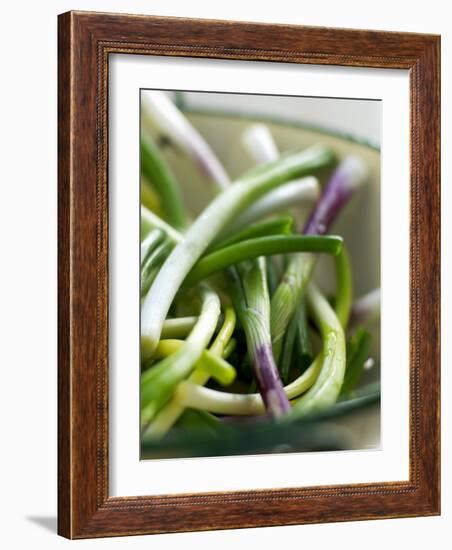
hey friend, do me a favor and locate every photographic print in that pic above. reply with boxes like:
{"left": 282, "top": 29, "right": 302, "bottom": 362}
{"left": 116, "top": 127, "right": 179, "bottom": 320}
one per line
{"left": 139, "top": 90, "right": 381, "bottom": 460}
{"left": 58, "top": 12, "right": 440, "bottom": 537}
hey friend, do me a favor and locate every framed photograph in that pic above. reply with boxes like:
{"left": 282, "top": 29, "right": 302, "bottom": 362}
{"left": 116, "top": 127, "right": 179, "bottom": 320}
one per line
{"left": 58, "top": 11, "right": 440, "bottom": 538}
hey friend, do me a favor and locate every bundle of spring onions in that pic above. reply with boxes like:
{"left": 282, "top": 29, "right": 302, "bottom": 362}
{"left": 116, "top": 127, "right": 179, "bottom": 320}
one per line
{"left": 140, "top": 92, "right": 381, "bottom": 458}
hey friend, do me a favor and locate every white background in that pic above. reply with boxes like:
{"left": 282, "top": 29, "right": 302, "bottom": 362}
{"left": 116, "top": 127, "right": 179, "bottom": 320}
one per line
{"left": 0, "top": 0, "right": 449, "bottom": 548}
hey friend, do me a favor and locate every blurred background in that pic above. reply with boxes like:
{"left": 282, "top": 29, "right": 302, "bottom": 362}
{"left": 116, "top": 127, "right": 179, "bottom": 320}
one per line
{"left": 172, "top": 90, "right": 381, "bottom": 146}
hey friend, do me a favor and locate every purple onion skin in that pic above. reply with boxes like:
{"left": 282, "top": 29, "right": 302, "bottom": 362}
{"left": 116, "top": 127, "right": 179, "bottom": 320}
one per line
{"left": 253, "top": 343, "right": 291, "bottom": 416}
{"left": 303, "top": 156, "right": 367, "bottom": 236}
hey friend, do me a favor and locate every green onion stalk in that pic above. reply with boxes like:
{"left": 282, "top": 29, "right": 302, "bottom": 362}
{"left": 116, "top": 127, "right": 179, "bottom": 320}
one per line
{"left": 141, "top": 240, "right": 174, "bottom": 298}
{"left": 270, "top": 155, "right": 368, "bottom": 361}
{"left": 236, "top": 123, "right": 321, "bottom": 232}
{"left": 175, "top": 249, "right": 351, "bottom": 417}
{"left": 333, "top": 246, "right": 353, "bottom": 328}
{"left": 159, "top": 315, "right": 230, "bottom": 340}
{"left": 141, "top": 205, "right": 182, "bottom": 243}
{"left": 160, "top": 316, "right": 198, "bottom": 339}
{"left": 230, "top": 258, "right": 291, "bottom": 417}
{"left": 340, "top": 327, "right": 372, "bottom": 397}
{"left": 327, "top": 381, "right": 380, "bottom": 418}
{"left": 141, "top": 91, "right": 230, "bottom": 190}
{"left": 209, "top": 216, "right": 294, "bottom": 252}
{"left": 140, "top": 285, "right": 221, "bottom": 426}
{"left": 222, "top": 177, "right": 319, "bottom": 235}
{"left": 141, "top": 175, "right": 164, "bottom": 215}
{"left": 279, "top": 305, "right": 300, "bottom": 384}
{"left": 140, "top": 136, "right": 187, "bottom": 229}
{"left": 182, "top": 234, "right": 343, "bottom": 290}
{"left": 143, "top": 307, "right": 237, "bottom": 440}
{"left": 140, "top": 228, "right": 165, "bottom": 265}
{"left": 140, "top": 145, "right": 336, "bottom": 359}
{"left": 295, "top": 298, "right": 313, "bottom": 372}
{"left": 289, "top": 284, "right": 346, "bottom": 417}
{"left": 175, "top": 282, "right": 346, "bottom": 417}
{"left": 151, "top": 339, "right": 236, "bottom": 386}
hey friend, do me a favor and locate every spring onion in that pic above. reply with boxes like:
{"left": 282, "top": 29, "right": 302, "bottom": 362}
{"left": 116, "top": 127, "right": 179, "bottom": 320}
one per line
{"left": 141, "top": 286, "right": 220, "bottom": 425}
{"left": 144, "top": 307, "right": 237, "bottom": 439}
{"left": 231, "top": 258, "right": 290, "bottom": 417}
{"left": 270, "top": 155, "right": 368, "bottom": 360}
{"left": 141, "top": 145, "right": 336, "bottom": 358}
{"left": 140, "top": 136, "right": 187, "bottom": 228}
{"left": 183, "top": 235, "right": 343, "bottom": 290}
{"left": 142, "top": 91, "right": 231, "bottom": 190}
{"left": 224, "top": 177, "right": 319, "bottom": 234}
{"left": 290, "top": 284, "right": 346, "bottom": 416}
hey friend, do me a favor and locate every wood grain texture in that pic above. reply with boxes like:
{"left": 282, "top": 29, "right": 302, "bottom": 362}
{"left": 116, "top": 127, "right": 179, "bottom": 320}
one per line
{"left": 57, "top": 10, "right": 72, "bottom": 539}
{"left": 57, "top": 10, "right": 440, "bottom": 539}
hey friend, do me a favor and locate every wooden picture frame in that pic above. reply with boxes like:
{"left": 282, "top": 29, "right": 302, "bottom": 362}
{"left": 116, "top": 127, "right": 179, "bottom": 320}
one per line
{"left": 58, "top": 10, "right": 440, "bottom": 538}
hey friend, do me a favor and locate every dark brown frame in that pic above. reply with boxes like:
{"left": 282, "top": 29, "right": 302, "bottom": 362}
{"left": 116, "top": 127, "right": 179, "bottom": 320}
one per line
{"left": 58, "top": 10, "right": 440, "bottom": 539}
